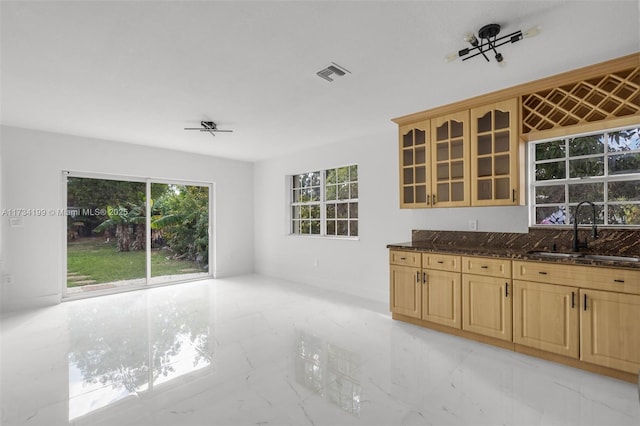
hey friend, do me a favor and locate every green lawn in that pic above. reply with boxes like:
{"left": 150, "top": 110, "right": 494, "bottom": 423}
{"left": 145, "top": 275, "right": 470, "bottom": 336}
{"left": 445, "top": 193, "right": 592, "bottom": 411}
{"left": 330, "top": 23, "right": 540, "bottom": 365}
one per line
{"left": 67, "top": 238, "right": 207, "bottom": 287}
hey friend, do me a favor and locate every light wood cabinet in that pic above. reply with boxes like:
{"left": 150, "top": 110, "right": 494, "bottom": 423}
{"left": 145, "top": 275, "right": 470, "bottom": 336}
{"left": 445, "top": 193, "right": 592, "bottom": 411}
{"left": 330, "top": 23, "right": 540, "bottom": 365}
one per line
{"left": 513, "top": 280, "right": 579, "bottom": 358}
{"left": 462, "top": 256, "right": 512, "bottom": 341}
{"left": 513, "top": 260, "right": 640, "bottom": 373}
{"left": 470, "top": 98, "right": 520, "bottom": 206}
{"left": 397, "top": 99, "right": 520, "bottom": 209}
{"left": 399, "top": 120, "right": 430, "bottom": 208}
{"left": 580, "top": 289, "right": 640, "bottom": 374}
{"left": 390, "top": 264, "right": 421, "bottom": 319}
{"left": 390, "top": 250, "right": 640, "bottom": 382}
{"left": 431, "top": 111, "right": 470, "bottom": 207}
{"left": 390, "top": 250, "right": 461, "bottom": 328}
{"left": 423, "top": 269, "right": 461, "bottom": 329}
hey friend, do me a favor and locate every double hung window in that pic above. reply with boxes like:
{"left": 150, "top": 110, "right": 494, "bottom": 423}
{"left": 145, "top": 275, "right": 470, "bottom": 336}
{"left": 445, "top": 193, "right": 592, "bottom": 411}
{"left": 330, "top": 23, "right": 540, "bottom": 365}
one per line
{"left": 291, "top": 165, "right": 358, "bottom": 237}
{"left": 530, "top": 126, "right": 640, "bottom": 226}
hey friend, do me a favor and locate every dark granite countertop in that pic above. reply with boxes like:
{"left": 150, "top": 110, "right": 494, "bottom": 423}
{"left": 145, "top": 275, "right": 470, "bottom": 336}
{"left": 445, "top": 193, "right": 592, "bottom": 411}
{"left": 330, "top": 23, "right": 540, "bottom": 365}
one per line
{"left": 387, "top": 241, "right": 640, "bottom": 270}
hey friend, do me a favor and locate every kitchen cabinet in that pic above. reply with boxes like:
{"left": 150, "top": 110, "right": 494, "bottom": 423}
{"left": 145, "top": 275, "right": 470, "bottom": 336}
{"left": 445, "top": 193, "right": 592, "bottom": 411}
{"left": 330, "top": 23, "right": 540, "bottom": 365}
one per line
{"left": 513, "top": 260, "right": 640, "bottom": 373}
{"left": 513, "top": 280, "right": 579, "bottom": 358}
{"left": 389, "top": 251, "right": 421, "bottom": 318}
{"left": 431, "top": 111, "right": 470, "bottom": 207}
{"left": 462, "top": 256, "right": 512, "bottom": 341}
{"left": 470, "top": 98, "right": 520, "bottom": 206}
{"left": 397, "top": 99, "right": 520, "bottom": 209}
{"left": 581, "top": 289, "right": 640, "bottom": 374}
{"left": 389, "top": 251, "right": 461, "bottom": 328}
{"left": 399, "top": 120, "right": 430, "bottom": 208}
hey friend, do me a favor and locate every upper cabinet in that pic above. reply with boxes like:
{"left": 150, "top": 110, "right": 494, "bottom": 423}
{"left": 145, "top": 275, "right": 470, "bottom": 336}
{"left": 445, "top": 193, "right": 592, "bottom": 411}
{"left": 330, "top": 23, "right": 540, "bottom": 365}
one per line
{"left": 393, "top": 53, "right": 640, "bottom": 209}
{"left": 399, "top": 120, "right": 430, "bottom": 208}
{"left": 431, "top": 111, "right": 470, "bottom": 207}
{"left": 470, "top": 98, "right": 520, "bottom": 206}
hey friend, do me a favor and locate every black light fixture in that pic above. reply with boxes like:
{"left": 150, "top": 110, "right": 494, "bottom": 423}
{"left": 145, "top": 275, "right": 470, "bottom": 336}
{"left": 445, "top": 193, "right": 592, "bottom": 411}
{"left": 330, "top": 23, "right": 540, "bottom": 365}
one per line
{"left": 184, "top": 121, "right": 233, "bottom": 137}
{"left": 447, "top": 24, "right": 540, "bottom": 64}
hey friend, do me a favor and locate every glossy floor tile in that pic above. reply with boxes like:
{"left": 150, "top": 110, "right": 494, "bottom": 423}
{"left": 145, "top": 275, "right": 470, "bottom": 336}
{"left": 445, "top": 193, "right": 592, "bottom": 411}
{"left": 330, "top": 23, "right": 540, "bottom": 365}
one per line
{"left": 1, "top": 275, "right": 639, "bottom": 425}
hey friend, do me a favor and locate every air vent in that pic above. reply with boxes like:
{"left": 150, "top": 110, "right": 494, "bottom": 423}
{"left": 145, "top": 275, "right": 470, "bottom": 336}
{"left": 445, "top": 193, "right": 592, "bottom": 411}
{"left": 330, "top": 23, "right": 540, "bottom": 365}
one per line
{"left": 316, "top": 62, "right": 351, "bottom": 82}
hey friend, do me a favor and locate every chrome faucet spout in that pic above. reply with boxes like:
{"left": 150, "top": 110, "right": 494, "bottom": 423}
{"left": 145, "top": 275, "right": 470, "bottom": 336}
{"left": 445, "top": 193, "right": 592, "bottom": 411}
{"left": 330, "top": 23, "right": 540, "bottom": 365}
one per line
{"left": 572, "top": 201, "right": 598, "bottom": 252}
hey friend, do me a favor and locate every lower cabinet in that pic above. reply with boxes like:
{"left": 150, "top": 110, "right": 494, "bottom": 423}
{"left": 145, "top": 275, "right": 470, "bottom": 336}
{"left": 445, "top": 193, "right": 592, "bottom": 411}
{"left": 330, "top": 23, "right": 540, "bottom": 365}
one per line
{"left": 513, "top": 280, "right": 579, "bottom": 358}
{"left": 462, "top": 273, "right": 512, "bottom": 341}
{"left": 390, "top": 251, "right": 640, "bottom": 381}
{"left": 389, "top": 264, "right": 421, "bottom": 319}
{"left": 423, "top": 269, "right": 461, "bottom": 329}
{"left": 389, "top": 251, "right": 461, "bottom": 328}
{"left": 581, "top": 289, "right": 640, "bottom": 374}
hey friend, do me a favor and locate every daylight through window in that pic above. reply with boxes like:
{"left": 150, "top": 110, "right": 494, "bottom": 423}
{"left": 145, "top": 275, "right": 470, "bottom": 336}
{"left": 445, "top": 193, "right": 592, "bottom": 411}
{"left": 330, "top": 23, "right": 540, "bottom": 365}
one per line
{"left": 291, "top": 165, "right": 358, "bottom": 237}
{"left": 530, "top": 126, "right": 640, "bottom": 226}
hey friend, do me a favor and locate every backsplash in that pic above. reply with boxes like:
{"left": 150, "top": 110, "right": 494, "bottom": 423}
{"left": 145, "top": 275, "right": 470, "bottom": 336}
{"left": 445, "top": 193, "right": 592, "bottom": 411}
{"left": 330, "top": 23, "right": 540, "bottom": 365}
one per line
{"left": 412, "top": 228, "right": 640, "bottom": 256}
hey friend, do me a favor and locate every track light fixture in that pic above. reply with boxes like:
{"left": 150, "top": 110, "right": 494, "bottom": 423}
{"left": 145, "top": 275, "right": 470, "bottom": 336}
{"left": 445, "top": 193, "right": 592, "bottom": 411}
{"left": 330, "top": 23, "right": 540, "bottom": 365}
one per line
{"left": 446, "top": 24, "right": 540, "bottom": 65}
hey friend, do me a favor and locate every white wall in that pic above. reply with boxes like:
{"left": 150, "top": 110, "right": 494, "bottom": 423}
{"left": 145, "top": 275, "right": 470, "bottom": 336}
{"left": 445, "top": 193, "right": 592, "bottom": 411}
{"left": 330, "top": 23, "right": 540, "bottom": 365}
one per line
{"left": 253, "top": 127, "right": 528, "bottom": 304}
{"left": 0, "top": 126, "right": 254, "bottom": 311}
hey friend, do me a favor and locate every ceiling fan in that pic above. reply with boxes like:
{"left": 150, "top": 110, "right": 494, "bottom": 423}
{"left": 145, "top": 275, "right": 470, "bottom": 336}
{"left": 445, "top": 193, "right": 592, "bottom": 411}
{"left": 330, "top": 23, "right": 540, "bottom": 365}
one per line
{"left": 184, "top": 121, "right": 233, "bottom": 137}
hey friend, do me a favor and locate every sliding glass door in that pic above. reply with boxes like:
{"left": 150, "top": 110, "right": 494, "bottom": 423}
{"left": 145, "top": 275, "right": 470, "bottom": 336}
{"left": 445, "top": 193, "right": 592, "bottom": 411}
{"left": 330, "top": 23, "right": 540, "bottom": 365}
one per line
{"left": 149, "top": 183, "right": 210, "bottom": 284}
{"left": 65, "top": 174, "right": 212, "bottom": 297}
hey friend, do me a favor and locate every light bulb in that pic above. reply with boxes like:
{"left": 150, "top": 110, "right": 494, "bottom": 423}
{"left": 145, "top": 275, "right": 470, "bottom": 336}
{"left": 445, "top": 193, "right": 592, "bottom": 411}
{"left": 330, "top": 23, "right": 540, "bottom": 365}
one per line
{"left": 445, "top": 52, "right": 459, "bottom": 62}
{"left": 524, "top": 25, "right": 541, "bottom": 38}
{"left": 464, "top": 32, "right": 479, "bottom": 46}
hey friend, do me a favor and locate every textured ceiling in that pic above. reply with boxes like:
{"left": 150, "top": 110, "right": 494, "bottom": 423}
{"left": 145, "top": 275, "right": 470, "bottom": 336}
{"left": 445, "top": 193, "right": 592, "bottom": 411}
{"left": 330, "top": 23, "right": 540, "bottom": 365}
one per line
{"left": 1, "top": 1, "right": 639, "bottom": 162}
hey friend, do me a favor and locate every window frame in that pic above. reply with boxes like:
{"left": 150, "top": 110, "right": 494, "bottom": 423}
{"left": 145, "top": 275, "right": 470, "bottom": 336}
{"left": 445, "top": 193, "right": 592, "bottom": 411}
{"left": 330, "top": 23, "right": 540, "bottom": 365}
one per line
{"left": 528, "top": 125, "right": 640, "bottom": 228}
{"left": 289, "top": 164, "right": 359, "bottom": 239}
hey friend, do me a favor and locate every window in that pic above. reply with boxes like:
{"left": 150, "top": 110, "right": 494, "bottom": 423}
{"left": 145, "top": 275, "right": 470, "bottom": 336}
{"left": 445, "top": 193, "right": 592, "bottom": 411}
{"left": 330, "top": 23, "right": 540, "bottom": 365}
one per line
{"left": 530, "top": 126, "right": 640, "bottom": 226}
{"left": 291, "top": 165, "right": 358, "bottom": 237}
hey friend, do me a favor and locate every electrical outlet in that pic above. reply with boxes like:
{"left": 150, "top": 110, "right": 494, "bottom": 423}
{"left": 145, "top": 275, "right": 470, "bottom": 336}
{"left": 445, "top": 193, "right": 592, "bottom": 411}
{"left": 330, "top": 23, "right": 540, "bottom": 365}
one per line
{"left": 469, "top": 219, "right": 478, "bottom": 231}
{"left": 2, "top": 274, "right": 13, "bottom": 285}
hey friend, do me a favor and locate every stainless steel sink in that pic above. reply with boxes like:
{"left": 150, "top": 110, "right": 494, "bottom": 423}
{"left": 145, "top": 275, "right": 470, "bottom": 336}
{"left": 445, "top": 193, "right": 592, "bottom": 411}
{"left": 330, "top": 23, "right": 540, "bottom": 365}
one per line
{"left": 582, "top": 254, "right": 640, "bottom": 263}
{"left": 527, "top": 251, "right": 583, "bottom": 258}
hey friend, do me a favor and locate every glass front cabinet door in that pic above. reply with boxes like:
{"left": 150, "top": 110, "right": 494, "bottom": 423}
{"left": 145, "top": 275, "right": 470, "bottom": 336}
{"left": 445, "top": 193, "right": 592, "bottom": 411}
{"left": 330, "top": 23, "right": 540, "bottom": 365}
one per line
{"left": 399, "top": 120, "right": 430, "bottom": 208}
{"left": 431, "top": 111, "right": 470, "bottom": 207}
{"left": 470, "top": 98, "right": 520, "bottom": 206}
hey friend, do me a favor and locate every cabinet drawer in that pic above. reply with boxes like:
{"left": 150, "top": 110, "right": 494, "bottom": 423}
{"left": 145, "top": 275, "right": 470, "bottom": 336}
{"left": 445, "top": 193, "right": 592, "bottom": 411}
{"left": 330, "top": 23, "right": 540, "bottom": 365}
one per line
{"left": 462, "top": 256, "right": 511, "bottom": 278}
{"left": 513, "top": 261, "right": 576, "bottom": 286}
{"left": 423, "top": 253, "right": 461, "bottom": 272}
{"left": 389, "top": 250, "right": 421, "bottom": 267}
{"left": 513, "top": 261, "right": 640, "bottom": 294}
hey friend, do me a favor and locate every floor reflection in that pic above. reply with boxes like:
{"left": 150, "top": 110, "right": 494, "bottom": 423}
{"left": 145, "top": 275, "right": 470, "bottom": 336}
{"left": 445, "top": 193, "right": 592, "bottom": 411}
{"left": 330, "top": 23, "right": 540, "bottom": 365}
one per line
{"left": 294, "top": 328, "right": 362, "bottom": 416}
{"left": 67, "top": 289, "right": 213, "bottom": 421}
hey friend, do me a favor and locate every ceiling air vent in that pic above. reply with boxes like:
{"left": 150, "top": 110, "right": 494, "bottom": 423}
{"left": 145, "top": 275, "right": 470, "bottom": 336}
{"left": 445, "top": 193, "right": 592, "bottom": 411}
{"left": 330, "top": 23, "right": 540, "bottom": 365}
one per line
{"left": 316, "top": 62, "right": 351, "bottom": 82}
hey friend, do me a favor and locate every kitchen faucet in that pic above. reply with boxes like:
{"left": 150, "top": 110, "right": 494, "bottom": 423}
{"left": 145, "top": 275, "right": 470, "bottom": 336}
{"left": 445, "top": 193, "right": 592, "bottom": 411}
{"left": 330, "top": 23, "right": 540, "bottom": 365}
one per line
{"left": 572, "top": 200, "right": 598, "bottom": 252}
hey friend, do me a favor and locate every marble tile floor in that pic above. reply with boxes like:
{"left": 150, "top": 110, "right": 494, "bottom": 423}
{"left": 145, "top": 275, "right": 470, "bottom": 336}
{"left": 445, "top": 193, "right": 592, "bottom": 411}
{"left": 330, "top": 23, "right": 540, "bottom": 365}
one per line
{"left": 1, "top": 275, "right": 638, "bottom": 426}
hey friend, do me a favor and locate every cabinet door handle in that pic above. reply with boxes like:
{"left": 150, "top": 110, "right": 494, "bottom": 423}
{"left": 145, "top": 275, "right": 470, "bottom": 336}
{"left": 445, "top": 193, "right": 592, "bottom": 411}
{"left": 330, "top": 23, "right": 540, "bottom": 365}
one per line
{"left": 583, "top": 294, "right": 588, "bottom": 311}
{"left": 437, "top": 260, "right": 444, "bottom": 264}
{"left": 416, "top": 271, "right": 420, "bottom": 283}
{"left": 432, "top": 194, "right": 436, "bottom": 205}
{"left": 505, "top": 283, "right": 509, "bottom": 297}
{"left": 538, "top": 271, "right": 548, "bottom": 275}
{"left": 423, "top": 272, "right": 427, "bottom": 284}
{"left": 480, "top": 265, "right": 489, "bottom": 269}
{"left": 571, "top": 291, "right": 575, "bottom": 308}
{"left": 399, "top": 257, "right": 406, "bottom": 260}
{"left": 512, "top": 189, "right": 516, "bottom": 202}
{"left": 614, "top": 279, "right": 625, "bottom": 283}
